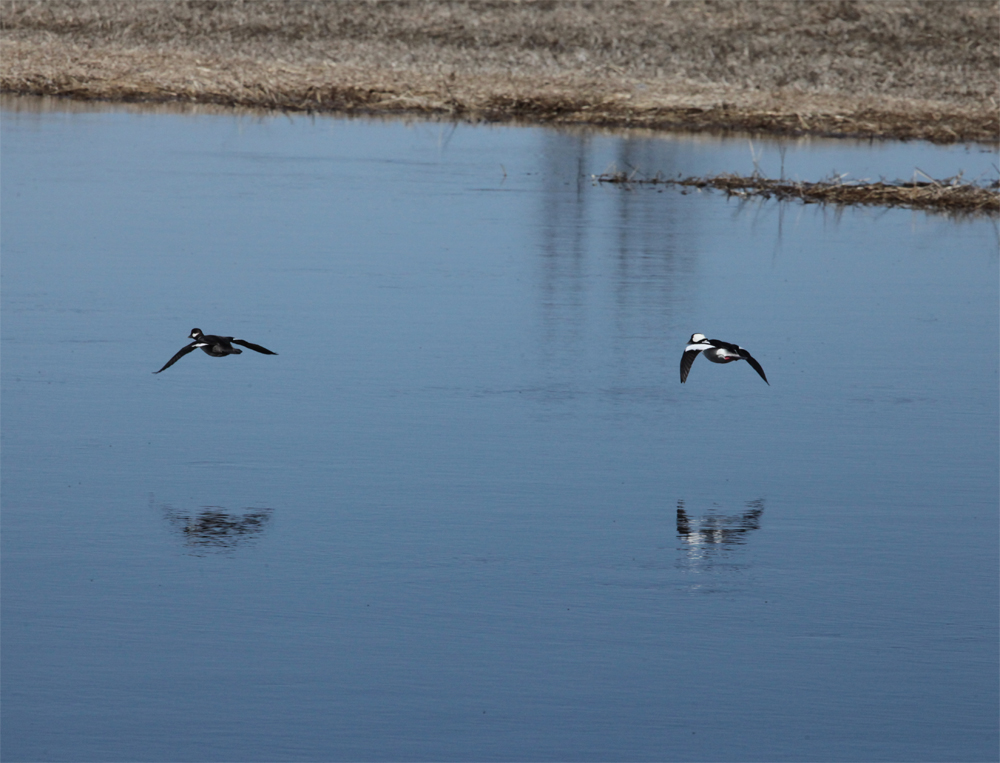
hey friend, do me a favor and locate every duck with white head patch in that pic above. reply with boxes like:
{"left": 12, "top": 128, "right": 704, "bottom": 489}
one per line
{"left": 680, "top": 333, "right": 768, "bottom": 384}
{"left": 154, "top": 328, "right": 277, "bottom": 374}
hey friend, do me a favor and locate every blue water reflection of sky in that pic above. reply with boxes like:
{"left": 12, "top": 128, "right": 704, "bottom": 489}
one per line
{"left": 2, "top": 99, "right": 997, "bottom": 762}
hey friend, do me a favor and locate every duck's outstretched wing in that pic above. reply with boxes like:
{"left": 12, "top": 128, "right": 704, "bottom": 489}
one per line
{"left": 153, "top": 342, "right": 197, "bottom": 373}
{"left": 232, "top": 339, "right": 277, "bottom": 355}
{"left": 680, "top": 348, "right": 702, "bottom": 383}
{"left": 739, "top": 348, "right": 769, "bottom": 384}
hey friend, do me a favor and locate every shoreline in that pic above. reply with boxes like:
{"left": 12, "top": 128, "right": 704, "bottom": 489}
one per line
{"left": 2, "top": 1, "right": 997, "bottom": 145}
{"left": 2, "top": 1, "right": 998, "bottom": 212}
{"left": 1, "top": 38, "right": 996, "bottom": 145}
{"left": 6, "top": 91, "right": 995, "bottom": 216}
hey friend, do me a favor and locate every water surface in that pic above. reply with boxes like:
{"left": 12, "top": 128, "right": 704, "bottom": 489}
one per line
{"left": 2, "top": 97, "right": 998, "bottom": 762}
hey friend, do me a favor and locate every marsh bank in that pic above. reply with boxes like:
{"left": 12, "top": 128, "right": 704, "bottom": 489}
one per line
{"left": 2, "top": 0, "right": 998, "bottom": 144}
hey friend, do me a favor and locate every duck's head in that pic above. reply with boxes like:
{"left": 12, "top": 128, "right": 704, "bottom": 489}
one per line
{"left": 189, "top": 328, "right": 204, "bottom": 339}
{"left": 689, "top": 333, "right": 707, "bottom": 343}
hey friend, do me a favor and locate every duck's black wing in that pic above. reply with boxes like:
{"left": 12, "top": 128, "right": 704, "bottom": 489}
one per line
{"left": 153, "top": 342, "right": 197, "bottom": 373}
{"left": 231, "top": 339, "right": 277, "bottom": 355}
{"left": 708, "top": 339, "right": 741, "bottom": 352}
{"left": 738, "top": 348, "right": 769, "bottom": 385}
{"left": 680, "top": 349, "right": 702, "bottom": 383}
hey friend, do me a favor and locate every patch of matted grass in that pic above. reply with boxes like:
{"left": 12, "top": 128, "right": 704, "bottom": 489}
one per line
{"left": 595, "top": 169, "right": 1000, "bottom": 215}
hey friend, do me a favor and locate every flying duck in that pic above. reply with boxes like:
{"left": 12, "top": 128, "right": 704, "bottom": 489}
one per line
{"left": 154, "top": 328, "right": 277, "bottom": 374}
{"left": 680, "top": 333, "right": 768, "bottom": 384}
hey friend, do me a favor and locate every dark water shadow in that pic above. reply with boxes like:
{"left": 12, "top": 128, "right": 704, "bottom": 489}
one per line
{"left": 675, "top": 498, "right": 764, "bottom": 587}
{"left": 153, "top": 498, "right": 275, "bottom": 556}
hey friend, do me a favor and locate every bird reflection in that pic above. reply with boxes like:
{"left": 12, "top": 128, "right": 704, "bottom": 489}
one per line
{"left": 159, "top": 503, "right": 274, "bottom": 554}
{"left": 676, "top": 499, "right": 764, "bottom": 578}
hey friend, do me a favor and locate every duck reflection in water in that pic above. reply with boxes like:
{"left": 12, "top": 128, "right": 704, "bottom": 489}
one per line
{"left": 676, "top": 498, "right": 764, "bottom": 573}
{"left": 160, "top": 503, "right": 274, "bottom": 554}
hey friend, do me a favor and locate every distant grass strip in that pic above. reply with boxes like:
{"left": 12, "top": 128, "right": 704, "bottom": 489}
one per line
{"left": 1, "top": 0, "right": 997, "bottom": 143}
{"left": 595, "top": 170, "right": 1000, "bottom": 215}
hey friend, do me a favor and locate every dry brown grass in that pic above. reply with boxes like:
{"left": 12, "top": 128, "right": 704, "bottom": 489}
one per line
{"left": 595, "top": 169, "right": 1000, "bottom": 216}
{"left": 2, "top": 0, "right": 998, "bottom": 143}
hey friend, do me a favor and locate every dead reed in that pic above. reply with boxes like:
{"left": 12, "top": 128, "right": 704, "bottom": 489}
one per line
{"left": 1, "top": 0, "right": 997, "bottom": 143}
{"left": 594, "top": 170, "right": 1000, "bottom": 215}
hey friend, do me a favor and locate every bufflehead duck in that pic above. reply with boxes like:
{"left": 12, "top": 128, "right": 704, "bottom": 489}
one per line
{"left": 680, "top": 333, "right": 768, "bottom": 384}
{"left": 153, "top": 328, "right": 277, "bottom": 374}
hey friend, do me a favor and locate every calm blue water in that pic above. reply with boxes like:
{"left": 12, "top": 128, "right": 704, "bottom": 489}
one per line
{"left": 2, "top": 97, "right": 998, "bottom": 762}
